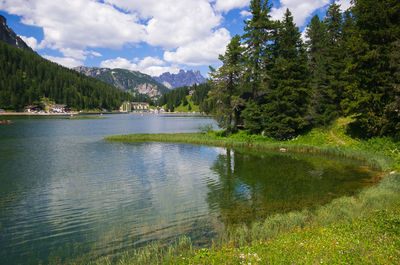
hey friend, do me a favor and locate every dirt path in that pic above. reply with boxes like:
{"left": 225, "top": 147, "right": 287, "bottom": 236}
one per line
{"left": 329, "top": 130, "right": 346, "bottom": 145}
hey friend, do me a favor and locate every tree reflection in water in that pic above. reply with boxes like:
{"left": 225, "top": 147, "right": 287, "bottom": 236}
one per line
{"left": 206, "top": 148, "right": 378, "bottom": 226}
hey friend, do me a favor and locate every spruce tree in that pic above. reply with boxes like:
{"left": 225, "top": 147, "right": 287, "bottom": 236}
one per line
{"left": 261, "top": 9, "right": 310, "bottom": 139}
{"left": 306, "top": 15, "right": 330, "bottom": 125}
{"left": 242, "top": 0, "right": 274, "bottom": 100}
{"left": 347, "top": 0, "right": 400, "bottom": 137}
{"left": 209, "top": 35, "right": 245, "bottom": 135}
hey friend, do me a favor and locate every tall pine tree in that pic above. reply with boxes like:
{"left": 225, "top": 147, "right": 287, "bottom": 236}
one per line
{"left": 346, "top": 0, "right": 400, "bottom": 137}
{"left": 261, "top": 9, "right": 310, "bottom": 139}
{"left": 242, "top": 0, "right": 275, "bottom": 100}
{"left": 209, "top": 35, "right": 245, "bottom": 135}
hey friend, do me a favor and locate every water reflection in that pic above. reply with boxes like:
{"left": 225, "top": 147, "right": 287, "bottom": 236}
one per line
{"left": 206, "top": 148, "right": 377, "bottom": 225}
{"left": 0, "top": 115, "right": 379, "bottom": 264}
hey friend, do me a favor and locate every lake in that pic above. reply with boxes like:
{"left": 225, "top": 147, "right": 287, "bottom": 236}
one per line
{"left": 0, "top": 114, "right": 378, "bottom": 264}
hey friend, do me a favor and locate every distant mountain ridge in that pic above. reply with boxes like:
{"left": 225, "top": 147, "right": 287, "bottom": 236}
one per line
{"left": 74, "top": 66, "right": 169, "bottom": 100}
{"left": 0, "top": 15, "right": 32, "bottom": 51}
{"left": 153, "top": 70, "right": 206, "bottom": 89}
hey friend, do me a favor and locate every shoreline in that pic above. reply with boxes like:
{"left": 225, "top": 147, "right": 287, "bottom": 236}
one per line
{"left": 100, "top": 128, "right": 400, "bottom": 264}
{"left": 0, "top": 112, "right": 79, "bottom": 116}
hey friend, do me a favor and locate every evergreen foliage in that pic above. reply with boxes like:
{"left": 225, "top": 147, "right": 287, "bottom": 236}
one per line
{"left": 209, "top": 0, "right": 400, "bottom": 139}
{"left": 0, "top": 42, "right": 134, "bottom": 110}
{"left": 209, "top": 35, "right": 245, "bottom": 134}
{"left": 345, "top": 0, "right": 400, "bottom": 137}
{"left": 157, "top": 83, "right": 212, "bottom": 112}
{"left": 262, "top": 9, "right": 310, "bottom": 139}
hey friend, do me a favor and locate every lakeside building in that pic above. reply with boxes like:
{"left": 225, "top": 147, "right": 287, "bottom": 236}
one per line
{"left": 25, "top": 105, "right": 42, "bottom": 113}
{"left": 120, "top": 102, "right": 150, "bottom": 112}
{"left": 51, "top": 104, "right": 71, "bottom": 113}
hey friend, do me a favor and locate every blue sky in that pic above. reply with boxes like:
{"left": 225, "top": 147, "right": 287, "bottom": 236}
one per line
{"left": 0, "top": 0, "right": 351, "bottom": 77}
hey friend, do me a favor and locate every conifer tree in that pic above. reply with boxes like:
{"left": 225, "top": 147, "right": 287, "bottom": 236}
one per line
{"left": 346, "top": 0, "right": 400, "bottom": 136}
{"left": 261, "top": 9, "right": 310, "bottom": 139}
{"left": 209, "top": 35, "right": 245, "bottom": 135}
{"left": 306, "top": 15, "right": 329, "bottom": 125}
{"left": 242, "top": 0, "right": 275, "bottom": 100}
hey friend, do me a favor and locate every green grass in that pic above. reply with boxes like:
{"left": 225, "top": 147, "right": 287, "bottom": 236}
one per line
{"left": 167, "top": 96, "right": 200, "bottom": 112}
{"left": 99, "top": 117, "right": 400, "bottom": 264}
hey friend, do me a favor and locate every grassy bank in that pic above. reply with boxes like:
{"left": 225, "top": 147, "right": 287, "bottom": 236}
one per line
{"left": 100, "top": 118, "right": 400, "bottom": 264}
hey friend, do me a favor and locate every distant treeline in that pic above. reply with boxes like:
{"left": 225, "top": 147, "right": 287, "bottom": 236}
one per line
{"left": 0, "top": 42, "right": 134, "bottom": 110}
{"left": 157, "top": 83, "right": 213, "bottom": 112}
{"left": 209, "top": 0, "right": 400, "bottom": 138}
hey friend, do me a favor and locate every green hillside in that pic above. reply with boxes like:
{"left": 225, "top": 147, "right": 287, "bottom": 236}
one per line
{"left": 173, "top": 96, "right": 200, "bottom": 112}
{"left": 158, "top": 83, "right": 212, "bottom": 112}
{"left": 0, "top": 42, "right": 134, "bottom": 110}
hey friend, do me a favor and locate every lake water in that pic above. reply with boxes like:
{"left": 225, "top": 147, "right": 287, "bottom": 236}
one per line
{"left": 0, "top": 114, "right": 378, "bottom": 264}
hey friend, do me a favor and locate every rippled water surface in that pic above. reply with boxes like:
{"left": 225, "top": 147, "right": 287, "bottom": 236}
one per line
{"left": 0, "top": 114, "right": 378, "bottom": 264}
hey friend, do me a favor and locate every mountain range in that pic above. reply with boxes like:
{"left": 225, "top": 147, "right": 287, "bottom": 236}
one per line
{"left": 74, "top": 66, "right": 170, "bottom": 100}
{"left": 153, "top": 70, "right": 206, "bottom": 89}
{"left": 1, "top": 13, "right": 207, "bottom": 102}
{"left": 74, "top": 67, "right": 207, "bottom": 100}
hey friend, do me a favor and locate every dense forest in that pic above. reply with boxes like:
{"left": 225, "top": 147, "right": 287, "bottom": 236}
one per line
{"left": 157, "top": 83, "right": 213, "bottom": 112}
{"left": 0, "top": 42, "right": 134, "bottom": 110}
{"left": 209, "top": 0, "right": 399, "bottom": 138}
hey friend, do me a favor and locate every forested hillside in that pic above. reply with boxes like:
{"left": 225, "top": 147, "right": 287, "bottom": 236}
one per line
{"left": 74, "top": 66, "right": 169, "bottom": 100}
{"left": 0, "top": 42, "right": 134, "bottom": 110}
{"left": 209, "top": 0, "right": 400, "bottom": 138}
{"left": 158, "top": 83, "right": 213, "bottom": 112}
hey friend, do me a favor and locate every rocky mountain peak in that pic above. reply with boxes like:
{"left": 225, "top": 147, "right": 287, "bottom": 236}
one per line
{"left": 0, "top": 15, "right": 33, "bottom": 51}
{"left": 73, "top": 66, "right": 169, "bottom": 100}
{"left": 152, "top": 69, "right": 206, "bottom": 89}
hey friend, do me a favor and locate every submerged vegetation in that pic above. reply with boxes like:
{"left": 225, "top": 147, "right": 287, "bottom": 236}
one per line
{"left": 102, "top": 117, "right": 400, "bottom": 264}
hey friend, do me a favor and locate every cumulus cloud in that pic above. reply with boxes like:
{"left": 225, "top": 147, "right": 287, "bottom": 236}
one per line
{"left": 214, "top": 0, "right": 250, "bottom": 13}
{"left": 0, "top": 0, "right": 145, "bottom": 50}
{"left": 240, "top": 10, "right": 252, "bottom": 17}
{"left": 0, "top": 0, "right": 234, "bottom": 71}
{"left": 164, "top": 28, "right": 231, "bottom": 66}
{"left": 100, "top": 56, "right": 180, "bottom": 76}
{"left": 105, "top": 0, "right": 222, "bottom": 49}
{"left": 20, "top": 35, "right": 38, "bottom": 50}
{"left": 271, "top": 0, "right": 330, "bottom": 26}
{"left": 43, "top": 55, "right": 83, "bottom": 68}
{"left": 335, "top": 0, "right": 352, "bottom": 12}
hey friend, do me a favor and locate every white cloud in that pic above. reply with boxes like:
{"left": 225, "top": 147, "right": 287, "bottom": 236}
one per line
{"left": 240, "top": 10, "right": 251, "bottom": 17}
{"left": 214, "top": 0, "right": 250, "bottom": 13}
{"left": 43, "top": 55, "right": 83, "bottom": 68}
{"left": 100, "top": 56, "right": 180, "bottom": 76}
{"left": 271, "top": 0, "right": 330, "bottom": 26}
{"left": 164, "top": 28, "right": 231, "bottom": 66}
{"left": 300, "top": 27, "right": 309, "bottom": 43}
{"left": 105, "top": 0, "right": 223, "bottom": 49}
{"left": 20, "top": 35, "right": 38, "bottom": 50}
{"left": 1, "top": 0, "right": 233, "bottom": 68}
{"left": 0, "top": 0, "right": 145, "bottom": 50}
{"left": 335, "top": 0, "right": 352, "bottom": 12}
{"left": 90, "top": 51, "right": 102, "bottom": 57}
{"left": 59, "top": 48, "right": 87, "bottom": 60}
{"left": 100, "top": 57, "right": 135, "bottom": 70}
